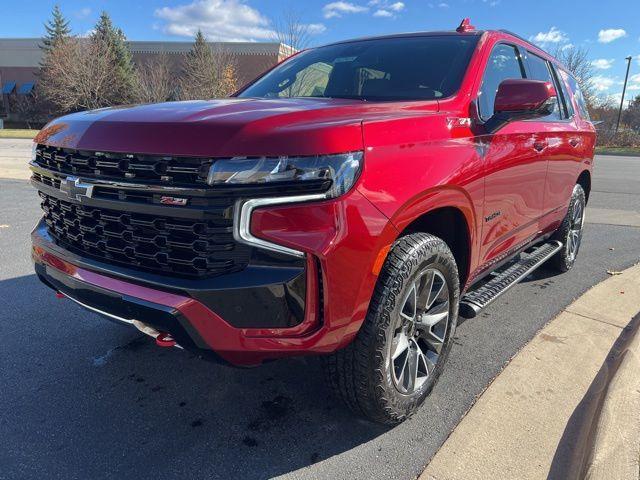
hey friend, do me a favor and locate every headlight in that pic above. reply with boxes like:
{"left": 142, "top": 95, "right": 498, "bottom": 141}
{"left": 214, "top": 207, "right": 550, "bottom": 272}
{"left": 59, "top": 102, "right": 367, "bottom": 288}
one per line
{"left": 31, "top": 143, "right": 38, "bottom": 162}
{"left": 206, "top": 151, "right": 363, "bottom": 198}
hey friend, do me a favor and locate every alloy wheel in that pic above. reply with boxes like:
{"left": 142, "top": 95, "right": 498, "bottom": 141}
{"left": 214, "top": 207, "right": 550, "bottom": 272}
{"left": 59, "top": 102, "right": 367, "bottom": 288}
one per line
{"left": 566, "top": 196, "right": 585, "bottom": 262}
{"left": 390, "top": 268, "right": 450, "bottom": 395}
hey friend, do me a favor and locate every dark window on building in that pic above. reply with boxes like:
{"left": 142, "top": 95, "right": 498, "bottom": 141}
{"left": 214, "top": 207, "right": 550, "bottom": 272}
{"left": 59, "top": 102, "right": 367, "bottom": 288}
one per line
{"left": 478, "top": 44, "right": 525, "bottom": 120}
{"left": 1, "top": 82, "right": 16, "bottom": 95}
{"left": 525, "top": 52, "right": 561, "bottom": 120}
{"left": 18, "top": 83, "right": 35, "bottom": 95}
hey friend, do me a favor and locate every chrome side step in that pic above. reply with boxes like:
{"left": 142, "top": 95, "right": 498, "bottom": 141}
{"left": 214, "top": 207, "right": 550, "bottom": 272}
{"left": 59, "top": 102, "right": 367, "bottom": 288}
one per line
{"left": 459, "top": 240, "right": 563, "bottom": 319}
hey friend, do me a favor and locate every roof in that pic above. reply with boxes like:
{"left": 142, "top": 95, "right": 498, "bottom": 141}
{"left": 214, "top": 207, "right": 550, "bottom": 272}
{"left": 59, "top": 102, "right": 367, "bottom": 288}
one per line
{"left": 0, "top": 38, "right": 287, "bottom": 68}
{"left": 324, "top": 30, "right": 485, "bottom": 47}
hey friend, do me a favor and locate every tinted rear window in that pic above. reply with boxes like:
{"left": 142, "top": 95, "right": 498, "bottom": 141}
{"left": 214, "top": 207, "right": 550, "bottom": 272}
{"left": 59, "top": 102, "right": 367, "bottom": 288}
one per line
{"left": 239, "top": 35, "right": 480, "bottom": 101}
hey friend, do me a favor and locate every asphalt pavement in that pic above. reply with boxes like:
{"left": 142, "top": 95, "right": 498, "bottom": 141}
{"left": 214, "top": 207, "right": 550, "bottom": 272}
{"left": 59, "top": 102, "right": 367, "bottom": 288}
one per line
{"left": 0, "top": 147, "right": 638, "bottom": 480}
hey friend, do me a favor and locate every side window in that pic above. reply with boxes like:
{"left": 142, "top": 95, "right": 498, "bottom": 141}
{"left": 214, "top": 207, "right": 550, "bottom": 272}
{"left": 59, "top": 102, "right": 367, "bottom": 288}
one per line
{"left": 478, "top": 44, "right": 525, "bottom": 120}
{"left": 550, "top": 64, "right": 575, "bottom": 118}
{"left": 525, "top": 52, "right": 561, "bottom": 120}
{"left": 562, "top": 69, "right": 591, "bottom": 121}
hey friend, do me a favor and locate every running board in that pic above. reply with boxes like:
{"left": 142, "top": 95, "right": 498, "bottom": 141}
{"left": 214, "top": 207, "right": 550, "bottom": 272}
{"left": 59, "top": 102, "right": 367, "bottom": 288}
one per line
{"left": 459, "top": 240, "right": 563, "bottom": 319}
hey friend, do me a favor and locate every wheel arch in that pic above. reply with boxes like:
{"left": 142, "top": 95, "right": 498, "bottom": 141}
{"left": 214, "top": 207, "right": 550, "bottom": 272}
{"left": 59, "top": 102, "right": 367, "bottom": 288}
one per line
{"left": 398, "top": 206, "right": 472, "bottom": 287}
{"left": 577, "top": 170, "right": 591, "bottom": 203}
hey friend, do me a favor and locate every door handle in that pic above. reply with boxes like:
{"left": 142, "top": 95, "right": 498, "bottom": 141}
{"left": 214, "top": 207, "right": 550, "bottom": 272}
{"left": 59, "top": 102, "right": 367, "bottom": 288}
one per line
{"left": 533, "top": 142, "right": 546, "bottom": 152}
{"left": 569, "top": 138, "right": 580, "bottom": 148}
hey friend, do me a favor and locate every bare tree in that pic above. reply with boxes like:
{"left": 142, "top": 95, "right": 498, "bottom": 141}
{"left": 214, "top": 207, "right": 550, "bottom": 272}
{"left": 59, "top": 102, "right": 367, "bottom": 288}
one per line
{"left": 9, "top": 90, "right": 46, "bottom": 128}
{"left": 270, "top": 10, "right": 325, "bottom": 98}
{"left": 272, "top": 10, "right": 314, "bottom": 52}
{"left": 39, "top": 37, "right": 119, "bottom": 112}
{"left": 135, "top": 53, "right": 175, "bottom": 104}
{"left": 623, "top": 94, "right": 640, "bottom": 132}
{"left": 553, "top": 46, "right": 596, "bottom": 108}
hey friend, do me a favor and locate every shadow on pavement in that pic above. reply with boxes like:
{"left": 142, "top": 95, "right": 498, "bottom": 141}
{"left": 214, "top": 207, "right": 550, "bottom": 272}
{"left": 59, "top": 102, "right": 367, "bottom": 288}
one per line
{"left": 0, "top": 274, "right": 388, "bottom": 479}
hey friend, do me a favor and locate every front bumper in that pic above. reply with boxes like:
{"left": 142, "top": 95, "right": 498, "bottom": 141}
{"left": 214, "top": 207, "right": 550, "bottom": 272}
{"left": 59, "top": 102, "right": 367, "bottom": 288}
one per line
{"left": 32, "top": 187, "right": 398, "bottom": 366}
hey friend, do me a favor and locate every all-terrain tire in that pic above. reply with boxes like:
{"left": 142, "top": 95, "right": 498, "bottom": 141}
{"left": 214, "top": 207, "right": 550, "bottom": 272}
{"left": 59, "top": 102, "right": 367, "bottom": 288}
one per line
{"left": 322, "top": 233, "right": 460, "bottom": 425}
{"left": 549, "top": 184, "right": 586, "bottom": 272}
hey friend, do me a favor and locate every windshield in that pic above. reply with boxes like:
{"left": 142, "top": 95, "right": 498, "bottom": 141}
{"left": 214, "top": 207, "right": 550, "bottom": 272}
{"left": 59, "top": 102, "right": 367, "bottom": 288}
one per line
{"left": 238, "top": 35, "right": 480, "bottom": 102}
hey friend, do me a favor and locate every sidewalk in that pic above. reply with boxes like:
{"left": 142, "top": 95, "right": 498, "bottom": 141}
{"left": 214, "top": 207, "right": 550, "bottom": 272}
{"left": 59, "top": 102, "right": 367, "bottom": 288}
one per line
{"left": 422, "top": 263, "right": 640, "bottom": 480}
{"left": 0, "top": 137, "right": 33, "bottom": 180}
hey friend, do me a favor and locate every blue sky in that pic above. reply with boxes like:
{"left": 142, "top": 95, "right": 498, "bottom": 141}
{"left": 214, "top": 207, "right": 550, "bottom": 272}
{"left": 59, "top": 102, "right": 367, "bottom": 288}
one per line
{"left": 2, "top": 0, "right": 639, "bottom": 101}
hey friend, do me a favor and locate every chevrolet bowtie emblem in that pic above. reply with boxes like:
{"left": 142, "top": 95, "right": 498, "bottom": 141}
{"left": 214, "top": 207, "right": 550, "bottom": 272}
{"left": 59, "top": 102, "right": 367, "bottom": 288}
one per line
{"left": 60, "top": 176, "right": 94, "bottom": 201}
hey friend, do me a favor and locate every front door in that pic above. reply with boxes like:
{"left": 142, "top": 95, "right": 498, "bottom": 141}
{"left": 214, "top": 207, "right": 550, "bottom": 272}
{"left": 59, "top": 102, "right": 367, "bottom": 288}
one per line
{"left": 476, "top": 43, "right": 548, "bottom": 266}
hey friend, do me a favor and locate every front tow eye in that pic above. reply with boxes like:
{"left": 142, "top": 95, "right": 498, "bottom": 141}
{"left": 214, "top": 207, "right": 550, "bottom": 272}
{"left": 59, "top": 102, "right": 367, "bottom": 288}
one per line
{"left": 155, "top": 332, "right": 177, "bottom": 348}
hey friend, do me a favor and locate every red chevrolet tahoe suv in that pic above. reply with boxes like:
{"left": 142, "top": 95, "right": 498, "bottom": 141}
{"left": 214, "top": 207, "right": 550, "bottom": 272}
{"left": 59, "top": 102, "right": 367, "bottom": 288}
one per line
{"left": 30, "top": 21, "right": 595, "bottom": 424}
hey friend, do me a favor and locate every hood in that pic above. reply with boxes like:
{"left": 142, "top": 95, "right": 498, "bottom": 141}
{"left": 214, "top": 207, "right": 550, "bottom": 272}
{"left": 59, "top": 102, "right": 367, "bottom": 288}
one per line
{"left": 35, "top": 97, "right": 439, "bottom": 157}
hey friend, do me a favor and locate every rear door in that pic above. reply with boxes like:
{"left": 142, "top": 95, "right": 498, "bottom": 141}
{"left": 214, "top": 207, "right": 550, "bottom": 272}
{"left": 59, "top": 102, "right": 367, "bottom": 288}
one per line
{"left": 546, "top": 67, "right": 595, "bottom": 214}
{"left": 477, "top": 43, "right": 547, "bottom": 266}
{"left": 521, "top": 52, "right": 581, "bottom": 225}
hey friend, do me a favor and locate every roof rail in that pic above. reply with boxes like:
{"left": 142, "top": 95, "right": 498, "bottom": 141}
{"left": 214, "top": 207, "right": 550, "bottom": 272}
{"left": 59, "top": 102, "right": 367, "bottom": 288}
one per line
{"left": 498, "top": 29, "right": 529, "bottom": 43}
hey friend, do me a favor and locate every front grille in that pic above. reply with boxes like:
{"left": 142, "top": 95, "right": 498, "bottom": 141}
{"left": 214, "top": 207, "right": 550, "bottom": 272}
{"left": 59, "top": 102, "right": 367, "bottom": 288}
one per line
{"left": 39, "top": 192, "right": 251, "bottom": 278}
{"left": 34, "top": 145, "right": 213, "bottom": 186}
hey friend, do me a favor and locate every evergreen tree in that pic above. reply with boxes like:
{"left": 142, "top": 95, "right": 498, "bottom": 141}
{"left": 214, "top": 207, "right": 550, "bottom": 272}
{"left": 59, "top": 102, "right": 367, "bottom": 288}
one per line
{"left": 179, "top": 30, "right": 238, "bottom": 100}
{"left": 41, "top": 5, "right": 71, "bottom": 52}
{"left": 91, "top": 11, "right": 137, "bottom": 103}
{"left": 179, "top": 30, "right": 215, "bottom": 100}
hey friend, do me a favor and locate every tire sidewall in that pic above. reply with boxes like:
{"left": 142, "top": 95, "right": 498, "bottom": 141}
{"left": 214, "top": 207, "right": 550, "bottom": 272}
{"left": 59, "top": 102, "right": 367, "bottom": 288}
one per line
{"left": 554, "top": 184, "right": 586, "bottom": 272}
{"left": 375, "top": 236, "right": 459, "bottom": 419}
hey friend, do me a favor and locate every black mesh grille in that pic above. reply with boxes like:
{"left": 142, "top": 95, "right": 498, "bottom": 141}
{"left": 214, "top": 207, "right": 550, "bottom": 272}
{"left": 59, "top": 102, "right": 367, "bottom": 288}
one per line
{"left": 34, "top": 145, "right": 213, "bottom": 186}
{"left": 39, "top": 192, "right": 251, "bottom": 278}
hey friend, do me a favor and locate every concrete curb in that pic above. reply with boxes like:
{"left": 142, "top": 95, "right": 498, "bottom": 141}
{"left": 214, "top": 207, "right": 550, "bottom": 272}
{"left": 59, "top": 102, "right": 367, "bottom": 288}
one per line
{"left": 421, "top": 262, "right": 640, "bottom": 480}
{"left": 580, "top": 313, "right": 640, "bottom": 480}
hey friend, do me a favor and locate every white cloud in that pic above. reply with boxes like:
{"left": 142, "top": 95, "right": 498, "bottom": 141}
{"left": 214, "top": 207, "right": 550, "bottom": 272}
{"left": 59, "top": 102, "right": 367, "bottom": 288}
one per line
{"left": 370, "top": 1, "right": 404, "bottom": 17}
{"left": 75, "top": 7, "right": 92, "bottom": 19}
{"left": 438, "top": 2, "right": 450, "bottom": 7}
{"left": 592, "top": 75, "right": 616, "bottom": 91}
{"left": 628, "top": 73, "right": 640, "bottom": 91}
{"left": 591, "top": 58, "right": 615, "bottom": 70}
{"left": 598, "top": 28, "right": 627, "bottom": 43}
{"left": 323, "top": 2, "right": 368, "bottom": 19}
{"left": 155, "top": 0, "right": 275, "bottom": 41}
{"left": 530, "top": 27, "right": 569, "bottom": 46}
{"left": 306, "top": 23, "right": 327, "bottom": 34}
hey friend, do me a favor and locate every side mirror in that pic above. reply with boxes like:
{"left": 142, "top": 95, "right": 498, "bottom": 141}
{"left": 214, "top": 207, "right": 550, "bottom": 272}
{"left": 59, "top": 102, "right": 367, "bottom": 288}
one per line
{"left": 485, "top": 79, "right": 558, "bottom": 132}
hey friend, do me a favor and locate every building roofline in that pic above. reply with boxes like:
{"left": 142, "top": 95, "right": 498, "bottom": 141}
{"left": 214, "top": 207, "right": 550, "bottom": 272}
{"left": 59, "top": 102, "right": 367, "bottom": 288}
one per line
{"left": 0, "top": 37, "right": 286, "bottom": 55}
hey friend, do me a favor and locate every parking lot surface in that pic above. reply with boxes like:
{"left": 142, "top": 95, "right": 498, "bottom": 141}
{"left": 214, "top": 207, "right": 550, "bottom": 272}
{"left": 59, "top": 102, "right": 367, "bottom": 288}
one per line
{"left": 1, "top": 140, "right": 638, "bottom": 480}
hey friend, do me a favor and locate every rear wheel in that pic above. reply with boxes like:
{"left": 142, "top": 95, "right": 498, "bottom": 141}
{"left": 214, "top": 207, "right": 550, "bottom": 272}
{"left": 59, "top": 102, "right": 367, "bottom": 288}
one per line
{"left": 550, "top": 184, "right": 586, "bottom": 272}
{"left": 323, "top": 233, "right": 459, "bottom": 424}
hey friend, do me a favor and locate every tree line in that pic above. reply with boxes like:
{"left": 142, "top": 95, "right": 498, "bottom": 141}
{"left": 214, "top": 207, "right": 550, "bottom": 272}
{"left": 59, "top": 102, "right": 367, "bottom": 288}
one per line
{"left": 13, "top": 6, "right": 240, "bottom": 125}
{"left": 553, "top": 45, "right": 640, "bottom": 146}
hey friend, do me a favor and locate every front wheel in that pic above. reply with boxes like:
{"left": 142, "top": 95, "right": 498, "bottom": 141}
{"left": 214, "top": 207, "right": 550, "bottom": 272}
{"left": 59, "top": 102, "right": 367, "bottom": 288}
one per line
{"left": 550, "top": 184, "right": 586, "bottom": 272}
{"left": 323, "top": 233, "right": 460, "bottom": 425}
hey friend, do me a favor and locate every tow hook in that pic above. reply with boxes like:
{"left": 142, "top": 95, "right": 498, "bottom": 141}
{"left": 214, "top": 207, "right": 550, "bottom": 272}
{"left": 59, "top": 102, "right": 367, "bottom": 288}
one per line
{"left": 55, "top": 292, "right": 65, "bottom": 299}
{"left": 155, "top": 332, "right": 177, "bottom": 348}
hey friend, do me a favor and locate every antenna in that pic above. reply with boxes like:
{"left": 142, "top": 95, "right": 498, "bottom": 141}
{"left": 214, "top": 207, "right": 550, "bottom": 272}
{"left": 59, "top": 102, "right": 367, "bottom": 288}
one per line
{"left": 456, "top": 18, "right": 475, "bottom": 33}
